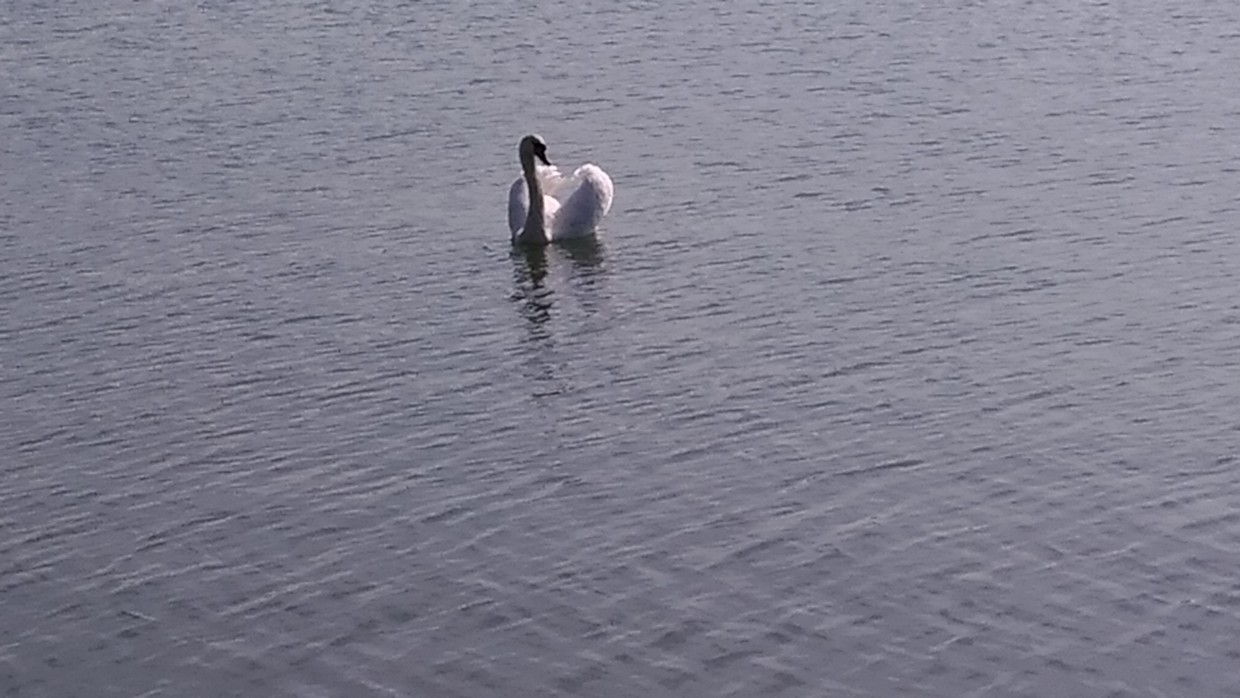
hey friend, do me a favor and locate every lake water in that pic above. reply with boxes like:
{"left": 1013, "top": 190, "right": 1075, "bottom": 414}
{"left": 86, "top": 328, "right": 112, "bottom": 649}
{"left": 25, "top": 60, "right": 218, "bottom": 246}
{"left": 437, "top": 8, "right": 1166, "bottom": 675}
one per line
{"left": 4, "top": 0, "right": 1240, "bottom": 695}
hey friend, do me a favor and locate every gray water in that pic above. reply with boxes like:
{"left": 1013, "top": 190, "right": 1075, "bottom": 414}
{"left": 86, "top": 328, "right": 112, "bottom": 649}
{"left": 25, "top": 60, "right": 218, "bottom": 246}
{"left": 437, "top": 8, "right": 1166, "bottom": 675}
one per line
{"left": 4, "top": 0, "right": 1240, "bottom": 696}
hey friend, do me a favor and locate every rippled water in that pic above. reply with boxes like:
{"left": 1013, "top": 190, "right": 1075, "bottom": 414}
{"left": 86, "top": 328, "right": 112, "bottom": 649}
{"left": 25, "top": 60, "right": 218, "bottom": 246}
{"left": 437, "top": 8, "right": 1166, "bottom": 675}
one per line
{"left": 5, "top": 0, "right": 1240, "bottom": 695}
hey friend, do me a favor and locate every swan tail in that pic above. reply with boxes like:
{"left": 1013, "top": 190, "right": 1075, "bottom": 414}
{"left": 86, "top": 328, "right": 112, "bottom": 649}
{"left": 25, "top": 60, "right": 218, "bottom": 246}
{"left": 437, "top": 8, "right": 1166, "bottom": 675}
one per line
{"left": 550, "top": 164, "right": 614, "bottom": 240}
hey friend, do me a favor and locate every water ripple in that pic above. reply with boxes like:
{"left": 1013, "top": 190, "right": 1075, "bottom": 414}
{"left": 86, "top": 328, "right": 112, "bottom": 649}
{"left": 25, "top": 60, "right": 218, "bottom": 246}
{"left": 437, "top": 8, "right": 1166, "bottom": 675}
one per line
{"left": 5, "top": 0, "right": 1240, "bottom": 696}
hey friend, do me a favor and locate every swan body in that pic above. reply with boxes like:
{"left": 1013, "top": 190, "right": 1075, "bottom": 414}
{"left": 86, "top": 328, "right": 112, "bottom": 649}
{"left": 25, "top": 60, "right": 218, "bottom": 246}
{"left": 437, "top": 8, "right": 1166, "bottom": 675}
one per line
{"left": 508, "top": 135, "right": 614, "bottom": 245}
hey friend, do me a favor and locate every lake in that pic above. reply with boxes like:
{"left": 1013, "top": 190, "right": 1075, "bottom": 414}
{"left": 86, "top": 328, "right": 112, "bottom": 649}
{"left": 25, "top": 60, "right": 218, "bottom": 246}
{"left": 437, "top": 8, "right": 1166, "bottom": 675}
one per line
{"left": 3, "top": 0, "right": 1240, "bottom": 695}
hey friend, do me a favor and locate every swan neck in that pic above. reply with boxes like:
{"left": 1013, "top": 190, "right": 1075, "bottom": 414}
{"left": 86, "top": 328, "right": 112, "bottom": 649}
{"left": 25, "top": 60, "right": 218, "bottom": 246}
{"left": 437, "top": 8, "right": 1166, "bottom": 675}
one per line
{"left": 519, "top": 150, "right": 546, "bottom": 243}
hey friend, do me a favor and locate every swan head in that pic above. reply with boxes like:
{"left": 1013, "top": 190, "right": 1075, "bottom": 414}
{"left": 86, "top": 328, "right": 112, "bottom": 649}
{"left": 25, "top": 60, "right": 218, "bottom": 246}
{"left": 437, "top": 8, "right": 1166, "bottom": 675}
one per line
{"left": 519, "top": 134, "right": 552, "bottom": 166}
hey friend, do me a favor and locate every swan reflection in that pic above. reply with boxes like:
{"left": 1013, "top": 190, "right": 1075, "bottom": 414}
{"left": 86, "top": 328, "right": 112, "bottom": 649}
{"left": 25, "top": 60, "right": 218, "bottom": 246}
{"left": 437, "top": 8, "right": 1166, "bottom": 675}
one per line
{"left": 509, "top": 237, "right": 607, "bottom": 355}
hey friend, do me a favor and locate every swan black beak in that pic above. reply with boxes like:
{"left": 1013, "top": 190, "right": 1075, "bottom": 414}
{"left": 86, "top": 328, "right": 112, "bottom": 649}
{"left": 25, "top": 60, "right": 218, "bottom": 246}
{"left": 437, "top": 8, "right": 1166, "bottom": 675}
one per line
{"left": 536, "top": 151, "right": 552, "bottom": 166}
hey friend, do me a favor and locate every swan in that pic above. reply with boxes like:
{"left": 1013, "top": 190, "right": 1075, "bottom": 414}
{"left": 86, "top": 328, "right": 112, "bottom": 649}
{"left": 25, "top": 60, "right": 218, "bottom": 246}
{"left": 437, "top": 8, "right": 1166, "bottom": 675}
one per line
{"left": 508, "top": 134, "right": 614, "bottom": 245}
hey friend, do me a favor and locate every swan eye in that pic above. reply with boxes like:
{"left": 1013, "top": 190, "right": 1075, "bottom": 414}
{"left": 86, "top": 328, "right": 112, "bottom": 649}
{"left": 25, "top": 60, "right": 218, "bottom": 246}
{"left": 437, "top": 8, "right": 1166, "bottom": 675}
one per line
{"left": 524, "top": 135, "right": 551, "bottom": 165}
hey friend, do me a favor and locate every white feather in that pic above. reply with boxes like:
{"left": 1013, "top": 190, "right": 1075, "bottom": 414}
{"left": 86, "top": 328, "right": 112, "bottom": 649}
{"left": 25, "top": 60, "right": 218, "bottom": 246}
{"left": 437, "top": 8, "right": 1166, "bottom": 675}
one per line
{"left": 508, "top": 164, "right": 564, "bottom": 235}
{"left": 508, "top": 137, "right": 614, "bottom": 244}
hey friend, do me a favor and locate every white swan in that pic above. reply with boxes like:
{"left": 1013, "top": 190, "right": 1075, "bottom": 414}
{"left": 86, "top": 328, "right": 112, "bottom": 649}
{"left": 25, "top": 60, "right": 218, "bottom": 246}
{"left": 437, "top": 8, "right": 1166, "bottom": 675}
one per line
{"left": 508, "top": 134, "right": 614, "bottom": 245}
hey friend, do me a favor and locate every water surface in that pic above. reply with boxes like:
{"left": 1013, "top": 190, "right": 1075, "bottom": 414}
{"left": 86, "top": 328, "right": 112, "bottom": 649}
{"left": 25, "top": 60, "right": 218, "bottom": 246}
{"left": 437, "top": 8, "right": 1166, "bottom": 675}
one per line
{"left": 4, "top": 0, "right": 1240, "bottom": 695}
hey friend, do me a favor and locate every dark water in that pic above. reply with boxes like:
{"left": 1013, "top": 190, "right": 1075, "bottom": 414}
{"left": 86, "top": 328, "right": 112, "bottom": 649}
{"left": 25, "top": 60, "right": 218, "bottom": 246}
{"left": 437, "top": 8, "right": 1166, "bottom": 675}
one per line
{"left": 4, "top": 0, "right": 1240, "bottom": 695}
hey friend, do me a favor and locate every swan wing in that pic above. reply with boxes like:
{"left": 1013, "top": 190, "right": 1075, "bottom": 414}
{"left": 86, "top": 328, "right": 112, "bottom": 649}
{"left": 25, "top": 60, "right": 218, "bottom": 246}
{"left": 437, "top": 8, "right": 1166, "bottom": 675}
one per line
{"left": 550, "top": 164, "right": 614, "bottom": 240}
{"left": 542, "top": 195, "right": 562, "bottom": 228}
{"left": 507, "top": 177, "right": 528, "bottom": 235}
